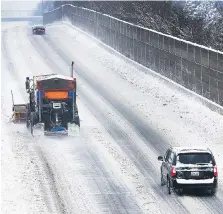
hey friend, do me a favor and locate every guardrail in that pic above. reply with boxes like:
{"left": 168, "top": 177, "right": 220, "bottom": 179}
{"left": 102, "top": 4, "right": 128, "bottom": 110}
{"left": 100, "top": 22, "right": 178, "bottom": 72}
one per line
{"left": 43, "top": 4, "right": 223, "bottom": 108}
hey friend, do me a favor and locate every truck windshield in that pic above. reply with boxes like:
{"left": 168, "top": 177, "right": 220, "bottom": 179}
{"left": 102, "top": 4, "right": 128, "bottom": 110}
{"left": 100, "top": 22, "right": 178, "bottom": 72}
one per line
{"left": 177, "top": 153, "right": 213, "bottom": 164}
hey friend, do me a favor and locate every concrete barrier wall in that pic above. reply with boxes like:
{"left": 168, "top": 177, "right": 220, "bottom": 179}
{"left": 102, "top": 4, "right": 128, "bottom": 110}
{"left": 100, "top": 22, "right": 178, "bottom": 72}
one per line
{"left": 43, "top": 4, "right": 223, "bottom": 107}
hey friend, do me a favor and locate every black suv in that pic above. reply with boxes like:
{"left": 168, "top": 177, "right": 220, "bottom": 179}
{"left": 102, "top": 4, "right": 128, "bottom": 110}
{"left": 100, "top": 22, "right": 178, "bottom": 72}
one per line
{"left": 158, "top": 147, "right": 218, "bottom": 195}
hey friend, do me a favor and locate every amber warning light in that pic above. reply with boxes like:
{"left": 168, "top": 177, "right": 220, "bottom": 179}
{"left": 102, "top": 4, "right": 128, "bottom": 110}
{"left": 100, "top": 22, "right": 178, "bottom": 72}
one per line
{"left": 45, "top": 91, "right": 68, "bottom": 99}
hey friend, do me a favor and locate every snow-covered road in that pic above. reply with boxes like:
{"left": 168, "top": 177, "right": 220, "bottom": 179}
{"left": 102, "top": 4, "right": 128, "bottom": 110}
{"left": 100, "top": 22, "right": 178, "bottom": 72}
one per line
{"left": 1, "top": 21, "right": 223, "bottom": 214}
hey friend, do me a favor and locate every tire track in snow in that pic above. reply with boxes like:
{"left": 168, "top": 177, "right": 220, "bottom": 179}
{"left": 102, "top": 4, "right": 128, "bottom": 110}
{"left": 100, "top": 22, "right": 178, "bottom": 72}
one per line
{"left": 1, "top": 30, "right": 27, "bottom": 99}
{"left": 28, "top": 28, "right": 189, "bottom": 214}
{"left": 9, "top": 29, "right": 143, "bottom": 214}
{"left": 28, "top": 32, "right": 144, "bottom": 214}
{"left": 4, "top": 32, "right": 97, "bottom": 213}
{"left": 25, "top": 25, "right": 223, "bottom": 214}
{"left": 43, "top": 34, "right": 167, "bottom": 153}
{"left": 78, "top": 137, "right": 141, "bottom": 214}
{"left": 1, "top": 26, "right": 68, "bottom": 214}
{"left": 42, "top": 28, "right": 223, "bottom": 214}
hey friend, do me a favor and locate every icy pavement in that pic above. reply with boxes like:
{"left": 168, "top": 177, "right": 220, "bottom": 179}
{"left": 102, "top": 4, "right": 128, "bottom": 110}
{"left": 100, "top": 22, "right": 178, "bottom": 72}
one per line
{"left": 44, "top": 21, "right": 223, "bottom": 211}
{"left": 1, "top": 20, "right": 223, "bottom": 214}
{"left": 1, "top": 52, "right": 61, "bottom": 214}
{"left": 48, "top": 21, "right": 223, "bottom": 173}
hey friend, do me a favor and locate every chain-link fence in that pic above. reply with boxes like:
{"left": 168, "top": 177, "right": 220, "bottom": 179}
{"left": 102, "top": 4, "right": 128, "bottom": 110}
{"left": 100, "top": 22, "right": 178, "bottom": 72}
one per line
{"left": 43, "top": 4, "right": 223, "bottom": 107}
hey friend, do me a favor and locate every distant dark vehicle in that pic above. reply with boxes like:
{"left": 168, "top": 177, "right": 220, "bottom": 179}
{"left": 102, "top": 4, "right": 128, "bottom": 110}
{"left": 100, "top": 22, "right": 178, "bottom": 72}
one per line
{"left": 158, "top": 147, "right": 218, "bottom": 195}
{"left": 32, "top": 25, "right": 45, "bottom": 35}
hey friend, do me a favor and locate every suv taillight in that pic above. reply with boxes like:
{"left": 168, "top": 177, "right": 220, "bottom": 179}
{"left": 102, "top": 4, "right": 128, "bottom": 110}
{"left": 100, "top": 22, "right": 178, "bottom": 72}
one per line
{"left": 213, "top": 166, "right": 218, "bottom": 177}
{"left": 171, "top": 167, "right": 176, "bottom": 177}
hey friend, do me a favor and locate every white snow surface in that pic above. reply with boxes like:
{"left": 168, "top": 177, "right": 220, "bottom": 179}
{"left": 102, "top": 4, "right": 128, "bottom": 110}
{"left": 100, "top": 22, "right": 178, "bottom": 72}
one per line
{"left": 51, "top": 21, "right": 223, "bottom": 154}
{"left": 1, "top": 53, "right": 53, "bottom": 214}
{"left": 1, "top": 20, "right": 223, "bottom": 214}
{"left": 48, "top": 20, "right": 223, "bottom": 184}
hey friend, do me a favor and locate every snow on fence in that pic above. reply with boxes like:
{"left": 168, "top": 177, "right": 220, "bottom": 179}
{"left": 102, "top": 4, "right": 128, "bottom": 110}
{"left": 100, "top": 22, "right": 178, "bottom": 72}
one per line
{"left": 43, "top": 4, "right": 223, "bottom": 107}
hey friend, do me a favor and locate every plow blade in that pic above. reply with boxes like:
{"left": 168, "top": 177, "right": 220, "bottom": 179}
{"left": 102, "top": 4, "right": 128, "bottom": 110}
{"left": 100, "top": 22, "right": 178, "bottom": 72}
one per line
{"left": 43, "top": 124, "right": 80, "bottom": 137}
{"left": 12, "top": 104, "right": 27, "bottom": 123}
{"left": 44, "top": 126, "right": 68, "bottom": 136}
{"left": 44, "top": 130, "right": 68, "bottom": 137}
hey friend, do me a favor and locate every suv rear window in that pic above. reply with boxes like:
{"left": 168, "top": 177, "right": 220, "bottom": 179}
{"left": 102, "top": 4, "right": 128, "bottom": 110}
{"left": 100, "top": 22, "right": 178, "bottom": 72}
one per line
{"left": 177, "top": 152, "right": 214, "bottom": 165}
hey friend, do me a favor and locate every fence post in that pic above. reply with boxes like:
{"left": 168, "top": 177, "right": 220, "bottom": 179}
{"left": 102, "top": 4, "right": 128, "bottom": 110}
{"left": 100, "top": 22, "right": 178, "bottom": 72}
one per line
{"left": 62, "top": 5, "right": 64, "bottom": 21}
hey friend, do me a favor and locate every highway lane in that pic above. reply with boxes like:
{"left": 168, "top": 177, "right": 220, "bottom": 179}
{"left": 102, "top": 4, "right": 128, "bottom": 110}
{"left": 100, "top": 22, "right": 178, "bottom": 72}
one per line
{"left": 2, "top": 22, "right": 143, "bottom": 214}
{"left": 40, "top": 23, "right": 223, "bottom": 214}
{"left": 2, "top": 21, "right": 223, "bottom": 213}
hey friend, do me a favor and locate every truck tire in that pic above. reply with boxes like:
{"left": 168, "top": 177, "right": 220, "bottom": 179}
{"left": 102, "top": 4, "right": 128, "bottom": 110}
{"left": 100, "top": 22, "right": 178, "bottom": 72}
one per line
{"left": 30, "top": 112, "right": 35, "bottom": 135}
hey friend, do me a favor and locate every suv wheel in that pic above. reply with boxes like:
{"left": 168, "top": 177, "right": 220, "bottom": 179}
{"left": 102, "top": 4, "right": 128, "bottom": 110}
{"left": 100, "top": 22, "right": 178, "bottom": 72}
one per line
{"left": 176, "top": 188, "right": 183, "bottom": 195}
{"left": 167, "top": 177, "right": 171, "bottom": 194}
{"left": 161, "top": 172, "right": 165, "bottom": 186}
{"left": 208, "top": 187, "right": 216, "bottom": 196}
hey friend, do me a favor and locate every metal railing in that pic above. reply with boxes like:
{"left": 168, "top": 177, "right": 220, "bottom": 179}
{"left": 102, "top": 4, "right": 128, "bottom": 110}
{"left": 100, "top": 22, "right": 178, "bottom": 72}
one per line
{"left": 43, "top": 4, "right": 223, "bottom": 107}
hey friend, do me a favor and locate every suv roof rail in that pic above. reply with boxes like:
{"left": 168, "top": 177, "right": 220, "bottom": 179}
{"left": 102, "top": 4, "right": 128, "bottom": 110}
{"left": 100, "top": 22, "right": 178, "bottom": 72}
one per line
{"left": 171, "top": 146, "right": 212, "bottom": 153}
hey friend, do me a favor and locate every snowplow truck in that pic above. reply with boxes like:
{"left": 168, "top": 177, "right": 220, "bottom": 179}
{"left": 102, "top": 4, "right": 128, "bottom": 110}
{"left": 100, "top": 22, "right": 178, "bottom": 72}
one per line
{"left": 25, "top": 73, "right": 80, "bottom": 136}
